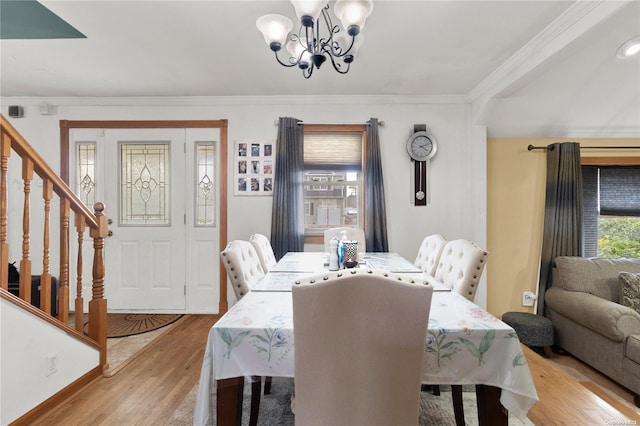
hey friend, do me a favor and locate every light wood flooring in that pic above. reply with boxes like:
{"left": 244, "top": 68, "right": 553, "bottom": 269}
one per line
{"left": 29, "top": 314, "right": 220, "bottom": 425}
{"left": 27, "top": 314, "right": 640, "bottom": 425}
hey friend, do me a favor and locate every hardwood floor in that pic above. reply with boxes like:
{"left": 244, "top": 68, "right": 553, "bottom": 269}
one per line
{"left": 544, "top": 347, "right": 640, "bottom": 417}
{"left": 525, "top": 345, "right": 640, "bottom": 424}
{"left": 30, "top": 314, "right": 220, "bottom": 426}
{"left": 28, "top": 314, "right": 638, "bottom": 425}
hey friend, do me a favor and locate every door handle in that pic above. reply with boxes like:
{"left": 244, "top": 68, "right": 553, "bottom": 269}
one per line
{"left": 108, "top": 230, "right": 114, "bottom": 237}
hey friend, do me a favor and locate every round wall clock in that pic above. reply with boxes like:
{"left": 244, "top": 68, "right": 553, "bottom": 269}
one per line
{"left": 407, "top": 124, "right": 437, "bottom": 205}
{"left": 406, "top": 130, "right": 437, "bottom": 162}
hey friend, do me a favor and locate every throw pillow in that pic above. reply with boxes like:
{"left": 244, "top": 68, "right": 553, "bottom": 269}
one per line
{"left": 620, "top": 271, "right": 640, "bottom": 314}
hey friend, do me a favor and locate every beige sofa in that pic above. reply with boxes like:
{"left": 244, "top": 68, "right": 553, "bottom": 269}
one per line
{"left": 545, "top": 256, "right": 640, "bottom": 404}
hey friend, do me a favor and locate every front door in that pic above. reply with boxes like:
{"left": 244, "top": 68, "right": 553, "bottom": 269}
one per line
{"left": 104, "top": 128, "right": 185, "bottom": 310}
{"left": 69, "top": 127, "right": 220, "bottom": 312}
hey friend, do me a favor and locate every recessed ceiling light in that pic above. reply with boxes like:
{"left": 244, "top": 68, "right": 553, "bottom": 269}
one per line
{"left": 617, "top": 35, "right": 640, "bottom": 59}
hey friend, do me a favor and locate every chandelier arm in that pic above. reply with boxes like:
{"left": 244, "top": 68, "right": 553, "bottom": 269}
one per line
{"left": 302, "top": 67, "right": 313, "bottom": 78}
{"left": 320, "top": 6, "right": 336, "bottom": 52}
{"left": 319, "top": 6, "right": 355, "bottom": 58}
{"left": 274, "top": 50, "right": 299, "bottom": 68}
{"left": 325, "top": 53, "right": 351, "bottom": 75}
{"left": 321, "top": 32, "right": 355, "bottom": 59}
{"left": 338, "top": 34, "right": 356, "bottom": 57}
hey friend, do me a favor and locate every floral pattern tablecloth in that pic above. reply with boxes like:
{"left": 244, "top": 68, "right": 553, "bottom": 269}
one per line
{"left": 194, "top": 290, "right": 539, "bottom": 425}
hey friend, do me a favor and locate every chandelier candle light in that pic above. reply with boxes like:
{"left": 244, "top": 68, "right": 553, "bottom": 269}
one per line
{"left": 256, "top": 0, "right": 374, "bottom": 78}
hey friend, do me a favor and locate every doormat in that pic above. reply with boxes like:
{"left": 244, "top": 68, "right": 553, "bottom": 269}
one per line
{"left": 84, "top": 313, "right": 184, "bottom": 338}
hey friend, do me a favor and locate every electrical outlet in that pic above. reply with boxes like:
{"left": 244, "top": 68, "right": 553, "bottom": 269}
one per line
{"left": 45, "top": 353, "right": 58, "bottom": 377}
{"left": 522, "top": 291, "right": 537, "bottom": 307}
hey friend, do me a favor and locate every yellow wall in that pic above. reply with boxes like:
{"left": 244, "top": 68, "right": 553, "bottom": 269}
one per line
{"left": 486, "top": 138, "right": 640, "bottom": 317}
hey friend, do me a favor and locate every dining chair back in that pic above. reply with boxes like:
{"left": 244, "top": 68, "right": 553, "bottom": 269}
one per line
{"left": 323, "top": 226, "right": 366, "bottom": 254}
{"left": 220, "top": 240, "right": 265, "bottom": 300}
{"left": 220, "top": 239, "right": 269, "bottom": 425}
{"left": 249, "top": 233, "right": 277, "bottom": 272}
{"left": 414, "top": 234, "right": 447, "bottom": 275}
{"left": 292, "top": 269, "right": 433, "bottom": 425}
{"left": 433, "top": 239, "right": 489, "bottom": 301}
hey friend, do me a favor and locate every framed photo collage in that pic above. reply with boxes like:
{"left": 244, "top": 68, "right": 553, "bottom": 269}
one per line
{"left": 234, "top": 139, "right": 275, "bottom": 196}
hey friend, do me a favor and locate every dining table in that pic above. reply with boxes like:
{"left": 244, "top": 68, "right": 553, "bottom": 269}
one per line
{"left": 194, "top": 252, "right": 539, "bottom": 425}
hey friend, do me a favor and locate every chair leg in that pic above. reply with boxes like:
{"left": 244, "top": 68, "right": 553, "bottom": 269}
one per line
{"left": 264, "top": 376, "right": 272, "bottom": 395}
{"left": 451, "top": 384, "right": 465, "bottom": 426}
{"left": 249, "top": 376, "right": 262, "bottom": 426}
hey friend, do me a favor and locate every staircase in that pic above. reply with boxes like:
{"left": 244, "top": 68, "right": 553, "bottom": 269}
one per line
{"left": 0, "top": 114, "right": 109, "bottom": 422}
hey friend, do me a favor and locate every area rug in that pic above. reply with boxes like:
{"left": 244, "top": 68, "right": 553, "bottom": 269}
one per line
{"left": 167, "top": 378, "right": 533, "bottom": 426}
{"left": 85, "top": 313, "right": 184, "bottom": 338}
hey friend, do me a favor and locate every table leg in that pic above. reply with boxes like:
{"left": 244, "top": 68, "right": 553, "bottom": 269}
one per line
{"left": 217, "top": 377, "right": 244, "bottom": 426}
{"left": 476, "top": 384, "right": 507, "bottom": 426}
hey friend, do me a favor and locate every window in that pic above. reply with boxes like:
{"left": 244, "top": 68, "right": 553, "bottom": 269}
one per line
{"left": 583, "top": 164, "right": 640, "bottom": 257}
{"left": 303, "top": 126, "right": 365, "bottom": 237}
{"left": 120, "top": 143, "right": 170, "bottom": 225}
{"left": 195, "top": 142, "right": 216, "bottom": 226}
{"left": 76, "top": 142, "right": 96, "bottom": 208}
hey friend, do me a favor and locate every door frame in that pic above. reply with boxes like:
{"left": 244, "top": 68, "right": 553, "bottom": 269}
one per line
{"left": 60, "top": 119, "right": 229, "bottom": 314}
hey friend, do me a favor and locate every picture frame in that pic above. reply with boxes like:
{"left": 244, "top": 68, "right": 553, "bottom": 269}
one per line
{"left": 234, "top": 139, "right": 275, "bottom": 196}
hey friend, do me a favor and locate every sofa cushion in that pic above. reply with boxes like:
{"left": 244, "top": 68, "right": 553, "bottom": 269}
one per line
{"left": 554, "top": 257, "right": 640, "bottom": 303}
{"left": 621, "top": 272, "right": 640, "bottom": 315}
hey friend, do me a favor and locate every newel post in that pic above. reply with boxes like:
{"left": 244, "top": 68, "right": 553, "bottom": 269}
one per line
{"left": 88, "top": 202, "right": 109, "bottom": 370}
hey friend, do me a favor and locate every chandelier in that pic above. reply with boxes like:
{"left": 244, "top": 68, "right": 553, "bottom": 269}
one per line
{"left": 256, "top": 0, "right": 374, "bottom": 79}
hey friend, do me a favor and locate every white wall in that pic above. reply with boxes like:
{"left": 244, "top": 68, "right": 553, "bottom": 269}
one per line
{"left": 1, "top": 298, "right": 100, "bottom": 424}
{"left": 1, "top": 95, "right": 487, "bottom": 308}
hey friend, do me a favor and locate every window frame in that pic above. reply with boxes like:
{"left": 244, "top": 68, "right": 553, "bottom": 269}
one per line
{"left": 581, "top": 155, "right": 640, "bottom": 257}
{"left": 303, "top": 124, "right": 367, "bottom": 245}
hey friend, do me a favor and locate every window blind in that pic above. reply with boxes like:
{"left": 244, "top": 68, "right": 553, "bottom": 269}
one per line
{"left": 600, "top": 166, "right": 640, "bottom": 217}
{"left": 304, "top": 132, "right": 363, "bottom": 170}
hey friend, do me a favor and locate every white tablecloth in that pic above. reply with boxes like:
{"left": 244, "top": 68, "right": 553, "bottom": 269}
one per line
{"left": 194, "top": 290, "right": 539, "bottom": 425}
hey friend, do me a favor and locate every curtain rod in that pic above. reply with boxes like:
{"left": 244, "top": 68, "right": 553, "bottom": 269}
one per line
{"left": 528, "top": 144, "right": 640, "bottom": 151}
{"left": 273, "top": 119, "right": 385, "bottom": 127}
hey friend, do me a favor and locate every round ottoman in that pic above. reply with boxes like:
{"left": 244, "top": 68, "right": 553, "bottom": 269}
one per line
{"left": 502, "top": 311, "right": 554, "bottom": 356}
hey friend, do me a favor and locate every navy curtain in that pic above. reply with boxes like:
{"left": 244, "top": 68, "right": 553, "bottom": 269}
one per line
{"left": 365, "top": 118, "right": 389, "bottom": 252}
{"left": 270, "top": 117, "right": 305, "bottom": 260}
{"left": 536, "top": 142, "right": 583, "bottom": 316}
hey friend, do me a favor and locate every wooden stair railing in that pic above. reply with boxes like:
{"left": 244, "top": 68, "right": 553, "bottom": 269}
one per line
{"left": 0, "top": 114, "right": 108, "bottom": 370}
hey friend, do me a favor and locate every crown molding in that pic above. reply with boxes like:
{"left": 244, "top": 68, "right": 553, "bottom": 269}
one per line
{"left": 0, "top": 94, "right": 468, "bottom": 107}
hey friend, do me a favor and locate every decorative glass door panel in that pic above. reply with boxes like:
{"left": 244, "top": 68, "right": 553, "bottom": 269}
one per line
{"left": 120, "top": 143, "right": 170, "bottom": 225}
{"left": 195, "top": 143, "right": 215, "bottom": 226}
{"left": 76, "top": 142, "right": 96, "bottom": 208}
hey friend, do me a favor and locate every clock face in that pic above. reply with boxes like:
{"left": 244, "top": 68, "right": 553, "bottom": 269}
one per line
{"left": 407, "top": 131, "right": 437, "bottom": 161}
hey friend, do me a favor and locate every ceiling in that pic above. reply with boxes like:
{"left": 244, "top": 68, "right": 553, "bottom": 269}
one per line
{"left": 1, "top": 0, "right": 639, "bottom": 137}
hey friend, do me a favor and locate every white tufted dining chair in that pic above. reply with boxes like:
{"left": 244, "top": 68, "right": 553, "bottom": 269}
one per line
{"left": 426, "top": 238, "right": 489, "bottom": 425}
{"left": 292, "top": 269, "right": 433, "bottom": 425}
{"left": 220, "top": 240, "right": 265, "bottom": 300}
{"left": 323, "top": 227, "right": 366, "bottom": 254}
{"left": 249, "top": 233, "right": 277, "bottom": 272}
{"left": 414, "top": 234, "right": 447, "bottom": 276}
{"left": 431, "top": 239, "right": 489, "bottom": 302}
{"left": 220, "top": 239, "right": 269, "bottom": 426}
